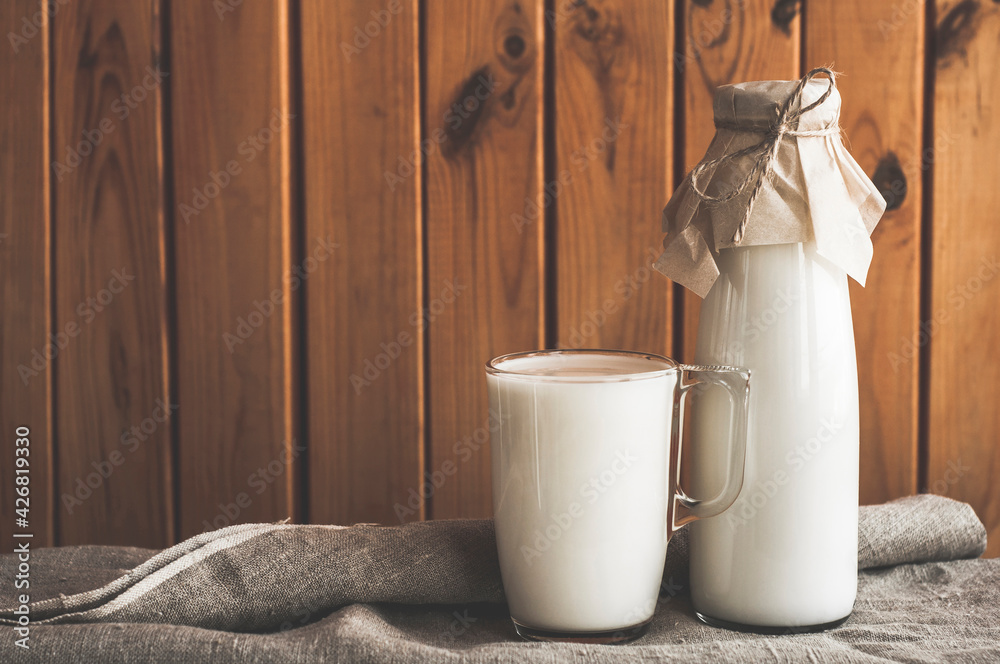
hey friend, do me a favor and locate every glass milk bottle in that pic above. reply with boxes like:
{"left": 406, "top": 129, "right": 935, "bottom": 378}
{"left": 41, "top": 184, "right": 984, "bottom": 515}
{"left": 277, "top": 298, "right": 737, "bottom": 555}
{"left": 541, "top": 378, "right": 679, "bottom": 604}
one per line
{"left": 654, "top": 69, "right": 886, "bottom": 631}
{"left": 689, "top": 243, "right": 859, "bottom": 629}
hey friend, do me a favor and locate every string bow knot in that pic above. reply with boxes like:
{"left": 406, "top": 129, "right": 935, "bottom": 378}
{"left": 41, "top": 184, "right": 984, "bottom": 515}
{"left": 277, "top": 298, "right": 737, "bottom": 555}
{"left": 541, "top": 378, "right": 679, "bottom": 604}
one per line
{"left": 689, "top": 67, "right": 840, "bottom": 244}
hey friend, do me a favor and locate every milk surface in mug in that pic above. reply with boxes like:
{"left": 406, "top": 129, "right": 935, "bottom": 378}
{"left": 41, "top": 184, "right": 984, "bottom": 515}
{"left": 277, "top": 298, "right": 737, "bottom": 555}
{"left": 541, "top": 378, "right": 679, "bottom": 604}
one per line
{"left": 488, "top": 352, "right": 675, "bottom": 632}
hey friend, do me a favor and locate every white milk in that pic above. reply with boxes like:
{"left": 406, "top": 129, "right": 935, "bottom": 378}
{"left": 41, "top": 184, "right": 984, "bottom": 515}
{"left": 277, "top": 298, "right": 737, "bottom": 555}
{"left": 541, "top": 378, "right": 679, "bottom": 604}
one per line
{"left": 689, "top": 242, "right": 859, "bottom": 628}
{"left": 488, "top": 353, "right": 675, "bottom": 633}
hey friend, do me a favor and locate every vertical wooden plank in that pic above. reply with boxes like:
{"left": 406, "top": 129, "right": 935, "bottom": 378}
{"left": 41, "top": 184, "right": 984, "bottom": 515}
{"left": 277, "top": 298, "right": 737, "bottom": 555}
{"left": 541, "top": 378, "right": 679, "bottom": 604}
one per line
{"left": 929, "top": 1, "right": 1000, "bottom": 557}
{"left": 52, "top": 0, "right": 172, "bottom": 546}
{"left": 679, "top": 1, "right": 800, "bottom": 362}
{"left": 302, "top": 1, "right": 423, "bottom": 524}
{"left": 805, "top": 2, "right": 923, "bottom": 504}
{"left": 554, "top": 1, "right": 673, "bottom": 355}
{"left": 425, "top": 0, "right": 544, "bottom": 519}
{"left": 171, "top": 1, "right": 297, "bottom": 537}
{"left": 0, "top": 0, "right": 53, "bottom": 547}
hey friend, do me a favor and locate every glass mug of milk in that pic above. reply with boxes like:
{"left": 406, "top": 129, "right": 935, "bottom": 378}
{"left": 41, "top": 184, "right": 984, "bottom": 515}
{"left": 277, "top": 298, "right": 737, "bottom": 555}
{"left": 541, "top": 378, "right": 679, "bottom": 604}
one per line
{"left": 487, "top": 349, "right": 750, "bottom": 643}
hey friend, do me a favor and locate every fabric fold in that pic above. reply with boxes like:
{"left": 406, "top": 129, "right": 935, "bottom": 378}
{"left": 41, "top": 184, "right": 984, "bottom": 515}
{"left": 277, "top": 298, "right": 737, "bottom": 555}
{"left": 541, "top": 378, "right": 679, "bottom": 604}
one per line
{"left": 0, "top": 495, "right": 985, "bottom": 633}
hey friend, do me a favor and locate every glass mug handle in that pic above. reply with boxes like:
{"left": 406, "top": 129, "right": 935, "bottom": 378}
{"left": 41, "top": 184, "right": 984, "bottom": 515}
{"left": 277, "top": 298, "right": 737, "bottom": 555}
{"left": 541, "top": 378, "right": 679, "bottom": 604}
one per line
{"left": 669, "top": 364, "right": 751, "bottom": 534}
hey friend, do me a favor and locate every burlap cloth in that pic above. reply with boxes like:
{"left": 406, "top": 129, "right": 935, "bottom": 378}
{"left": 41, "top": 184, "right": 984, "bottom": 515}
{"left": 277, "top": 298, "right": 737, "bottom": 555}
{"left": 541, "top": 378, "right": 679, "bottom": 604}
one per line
{"left": 1, "top": 494, "right": 995, "bottom": 663}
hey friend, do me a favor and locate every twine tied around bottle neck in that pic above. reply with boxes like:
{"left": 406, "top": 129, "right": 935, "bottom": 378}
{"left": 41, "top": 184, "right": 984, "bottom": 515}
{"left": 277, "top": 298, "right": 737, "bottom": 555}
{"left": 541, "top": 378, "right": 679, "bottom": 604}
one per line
{"left": 688, "top": 67, "right": 840, "bottom": 244}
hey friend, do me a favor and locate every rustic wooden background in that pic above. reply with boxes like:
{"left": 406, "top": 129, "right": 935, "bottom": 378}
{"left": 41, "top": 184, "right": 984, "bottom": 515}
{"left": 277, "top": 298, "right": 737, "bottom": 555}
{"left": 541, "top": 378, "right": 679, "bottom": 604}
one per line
{"left": 1, "top": 0, "right": 998, "bottom": 556}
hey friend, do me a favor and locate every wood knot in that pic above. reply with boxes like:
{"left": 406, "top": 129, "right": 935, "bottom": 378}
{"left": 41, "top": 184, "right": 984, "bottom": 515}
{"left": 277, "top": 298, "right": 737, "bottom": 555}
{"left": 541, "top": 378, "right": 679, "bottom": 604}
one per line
{"left": 771, "top": 0, "right": 800, "bottom": 35}
{"left": 503, "top": 34, "right": 526, "bottom": 59}
{"left": 936, "top": 0, "right": 981, "bottom": 67}
{"left": 570, "top": 0, "right": 624, "bottom": 47}
{"left": 871, "top": 151, "right": 907, "bottom": 212}
{"left": 440, "top": 65, "right": 495, "bottom": 157}
{"left": 494, "top": 1, "right": 535, "bottom": 74}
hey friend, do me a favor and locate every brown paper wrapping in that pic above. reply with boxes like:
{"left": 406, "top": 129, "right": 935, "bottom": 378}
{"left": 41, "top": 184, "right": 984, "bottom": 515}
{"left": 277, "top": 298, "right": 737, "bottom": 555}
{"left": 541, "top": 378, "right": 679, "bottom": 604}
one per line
{"left": 654, "top": 78, "right": 887, "bottom": 298}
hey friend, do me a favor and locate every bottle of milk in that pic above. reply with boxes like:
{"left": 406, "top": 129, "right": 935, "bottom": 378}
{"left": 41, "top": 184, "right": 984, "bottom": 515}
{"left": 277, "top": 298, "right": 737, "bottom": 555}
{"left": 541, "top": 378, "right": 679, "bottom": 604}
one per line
{"left": 654, "top": 69, "right": 886, "bottom": 631}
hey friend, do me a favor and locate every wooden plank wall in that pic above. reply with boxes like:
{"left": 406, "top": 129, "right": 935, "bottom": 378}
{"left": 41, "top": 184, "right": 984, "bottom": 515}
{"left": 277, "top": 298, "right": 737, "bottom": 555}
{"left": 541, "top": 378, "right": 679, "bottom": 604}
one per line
{"left": 805, "top": 1, "right": 924, "bottom": 504}
{"left": 929, "top": 0, "right": 1000, "bottom": 557}
{"left": 554, "top": 2, "right": 673, "bottom": 357}
{"left": 424, "top": 0, "right": 545, "bottom": 519}
{"left": 677, "top": 4, "right": 798, "bottom": 359}
{"left": 301, "top": 0, "right": 423, "bottom": 525}
{"left": 170, "top": 1, "right": 297, "bottom": 538}
{"left": 53, "top": 0, "right": 171, "bottom": 547}
{"left": 0, "top": 0, "right": 52, "bottom": 547}
{"left": 0, "top": 0, "right": 997, "bottom": 556}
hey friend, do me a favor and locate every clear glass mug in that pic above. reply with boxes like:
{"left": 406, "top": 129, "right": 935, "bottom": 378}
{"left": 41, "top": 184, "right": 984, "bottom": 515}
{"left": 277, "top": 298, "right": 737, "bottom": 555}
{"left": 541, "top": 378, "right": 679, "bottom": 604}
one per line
{"left": 486, "top": 349, "right": 750, "bottom": 643}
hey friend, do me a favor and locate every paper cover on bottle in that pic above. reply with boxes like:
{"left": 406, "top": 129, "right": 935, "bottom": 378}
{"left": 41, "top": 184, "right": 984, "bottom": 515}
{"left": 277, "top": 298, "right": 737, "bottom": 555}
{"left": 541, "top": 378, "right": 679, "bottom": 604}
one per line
{"left": 654, "top": 75, "right": 886, "bottom": 298}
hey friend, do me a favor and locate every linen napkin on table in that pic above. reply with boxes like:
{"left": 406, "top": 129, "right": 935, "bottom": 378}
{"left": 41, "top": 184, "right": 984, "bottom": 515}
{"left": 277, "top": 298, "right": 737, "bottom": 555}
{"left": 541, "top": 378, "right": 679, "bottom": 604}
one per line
{"left": 0, "top": 494, "right": 985, "bottom": 633}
